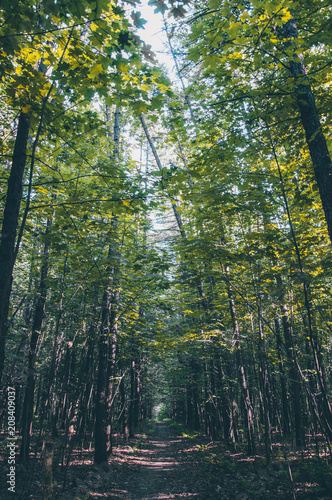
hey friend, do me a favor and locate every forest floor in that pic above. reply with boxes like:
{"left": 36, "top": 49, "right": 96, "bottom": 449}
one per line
{"left": 2, "top": 423, "right": 332, "bottom": 499}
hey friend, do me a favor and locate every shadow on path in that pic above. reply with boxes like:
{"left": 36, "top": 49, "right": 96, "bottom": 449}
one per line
{"left": 106, "top": 422, "right": 212, "bottom": 500}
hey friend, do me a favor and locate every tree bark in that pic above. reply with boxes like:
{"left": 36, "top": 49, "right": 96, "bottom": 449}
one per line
{"left": 284, "top": 19, "right": 332, "bottom": 245}
{"left": 139, "top": 114, "right": 187, "bottom": 238}
{"left": 274, "top": 315, "right": 291, "bottom": 437}
{"left": 42, "top": 440, "right": 53, "bottom": 500}
{"left": 94, "top": 296, "right": 111, "bottom": 463}
{"left": 128, "top": 359, "right": 136, "bottom": 438}
{"left": 94, "top": 107, "right": 121, "bottom": 464}
{"left": 0, "top": 112, "right": 30, "bottom": 382}
{"left": 20, "top": 216, "right": 52, "bottom": 462}
{"left": 226, "top": 273, "right": 256, "bottom": 456}
{"left": 276, "top": 275, "right": 305, "bottom": 447}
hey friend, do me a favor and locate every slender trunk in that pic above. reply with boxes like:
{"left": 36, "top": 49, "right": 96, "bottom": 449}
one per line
{"left": 94, "top": 286, "right": 112, "bottom": 463}
{"left": 42, "top": 441, "right": 53, "bottom": 500}
{"left": 257, "top": 313, "right": 272, "bottom": 462}
{"left": 20, "top": 216, "right": 52, "bottom": 461}
{"left": 226, "top": 272, "right": 256, "bottom": 455}
{"left": 106, "top": 274, "right": 119, "bottom": 453}
{"left": 206, "top": 358, "right": 220, "bottom": 440}
{"left": 133, "top": 355, "right": 141, "bottom": 430}
{"left": 78, "top": 317, "right": 96, "bottom": 440}
{"left": 106, "top": 105, "right": 121, "bottom": 435}
{"left": 42, "top": 250, "right": 68, "bottom": 421}
{"left": 139, "top": 115, "right": 186, "bottom": 238}
{"left": 0, "top": 112, "right": 30, "bottom": 382}
{"left": 94, "top": 107, "right": 121, "bottom": 463}
{"left": 217, "top": 357, "right": 233, "bottom": 443}
{"left": 128, "top": 359, "right": 136, "bottom": 438}
{"left": 276, "top": 275, "right": 305, "bottom": 447}
{"left": 113, "top": 106, "right": 121, "bottom": 157}
{"left": 118, "top": 358, "right": 128, "bottom": 439}
{"left": 190, "top": 359, "right": 201, "bottom": 431}
{"left": 163, "top": 14, "right": 194, "bottom": 119}
{"left": 274, "top": 315, "right": 291, "bottom": 436}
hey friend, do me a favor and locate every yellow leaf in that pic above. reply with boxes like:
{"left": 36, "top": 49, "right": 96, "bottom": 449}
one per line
{"left": 118, "top": 62, "right": 128, "bottom": 73}
{"left": 229, "top": 21, "right": 241, "bottom": 36}
{"left": 89, "top": 63, "right": 103, "bottom": 77}
{"left": 21, "top": 105, "right": 31, "bottom": 113}
{"left": 281, "top": 9, "right": 292, "bottom": 23}
{"left": 37, "top": 186, "right": 49, "bottom": 195}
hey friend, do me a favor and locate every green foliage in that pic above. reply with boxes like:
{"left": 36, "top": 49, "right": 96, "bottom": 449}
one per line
{"left": 1, "top": 3, "right": 332, "bottom": 493}
{"left": 295, "top": 458, "right": 332, "bottom": 492}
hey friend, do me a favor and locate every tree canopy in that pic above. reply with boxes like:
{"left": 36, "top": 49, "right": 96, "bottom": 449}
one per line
{"left": 1, "top": 0, "right": 332, "bottom": 497}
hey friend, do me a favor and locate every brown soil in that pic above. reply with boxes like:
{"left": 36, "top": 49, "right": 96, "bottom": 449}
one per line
{"left": 56, "top": 423, "right": 332, "bottom": 500}
{"left": 60, "top": 422, "right": 218, "bottom": 500}
{"left": 106, "top": 422, "right": 212, "bottom": 499}
{"left": 1, "top": 423, "right": 332, "bottom": 499}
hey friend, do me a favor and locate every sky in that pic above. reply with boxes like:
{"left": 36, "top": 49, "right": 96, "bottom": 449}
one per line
{"left": 136, "top": 0, "right": 175, "bottom": 73}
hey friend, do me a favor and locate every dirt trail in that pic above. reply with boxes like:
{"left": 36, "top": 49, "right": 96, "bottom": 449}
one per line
{"left": 3, "top": 422, "right": 329, "bottom": 499}
{"left": 108, "top": 422, "right": 213, "bottom": 499}
{"left": 2, "top": 423, "right": 216, "bottom": 500}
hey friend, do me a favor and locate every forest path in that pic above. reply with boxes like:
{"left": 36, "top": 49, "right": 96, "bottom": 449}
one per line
{"left": 7, "top": 422, "right": 325, "bottom": 499}
{"left": 108, "top": 422, "right": 215, "bottom": 499}
{"left": 60, "top": 424, "right": 323, "bottom": 500}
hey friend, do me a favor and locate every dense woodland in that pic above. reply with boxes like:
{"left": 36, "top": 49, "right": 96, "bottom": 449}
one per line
{"left": 1, "top": 0, "right": 332, "bottom": 497}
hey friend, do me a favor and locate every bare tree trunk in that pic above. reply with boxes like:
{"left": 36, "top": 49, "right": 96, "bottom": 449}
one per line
{"left": 20, "top": 217, "right": 52, "bottom": 462}
{"left": 257, "top": 313, "right": 272, "bottom": 462}
{"left": 94, "top": 277, "right": 112, "bottom": 463}
{"left": 276, "top": 275, "right": 305, "bottom": 448}
{"left": 274, "top": 315, "right": 291, "bottom": 437}
{"left": 139, "top": 115, "right": 187, "bottom": 238}
{"left": 284, "top": 19, "right": 332, "bottom": 245}
{"left": 94, "top": 107, "right": 121, "bottom": 464}
{"left": 77, "top": 314, "right": 96, "bottom": 440}
{"left": 226, "top": 272, "right": 256, "bottom": 456}
{"left": 0, "top": 112, "right": 30, "bottom": 382}
{"left": 42, "top": 441, "right": 53, "bottom": 500}
{"left": 128, "top": 359, "right": 136, "bottom": 438}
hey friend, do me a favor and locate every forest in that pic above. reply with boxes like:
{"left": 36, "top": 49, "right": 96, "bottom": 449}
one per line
{"left": 1, "top": 0, "right": 332, "bottom": 498}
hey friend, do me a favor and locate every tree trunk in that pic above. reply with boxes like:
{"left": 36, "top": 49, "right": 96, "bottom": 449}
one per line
{"left": 276, "top": 275, "right": 305, "bottom": 447}
{"left": 284, "top": 19, "right": 332, "bottom": 245}
{"left": 42, "top": 441, "right": 53, "bottom": 500}
{"left": 118, "top": 358, "right": 128, "bottom": 440}
{"left": 77, "top": 313, "right": 96, "bottom": 441}
{"left": 226, "top": 273, "right": 256, "bottom": 456}
{"left": 0, "top": 112, "right": 30, "bottom": 382}
{"left": 256, "top": 313, "right": 272, "bottom": 462}
{"left": 20, "top": 217, "right": 52, "bottom": 462}
{"left": 94, "top": 107, "right": 121, "bottom": 463}
{"left": 94, "top": 287, "right": 112, "bottom": 464}
{"left": 139, "top": 114, "right": 187, "bottom": 238}
{"left": 274, "top": 315, "right": 291, "bottom": 437}
{"left": 128, "top": 359, "right": 136, "bottom": 438}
